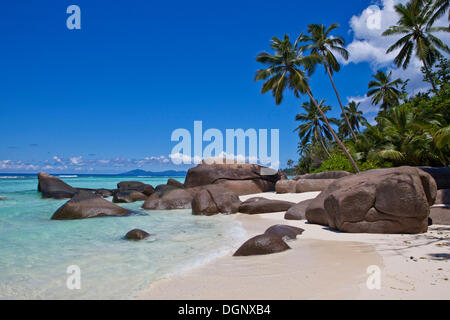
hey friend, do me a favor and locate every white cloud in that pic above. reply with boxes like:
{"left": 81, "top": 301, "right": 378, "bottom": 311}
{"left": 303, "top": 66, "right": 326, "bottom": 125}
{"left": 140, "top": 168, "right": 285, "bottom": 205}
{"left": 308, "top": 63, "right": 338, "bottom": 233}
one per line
{"left": 0, "top": 155, "right": 180, "bottom": 172}
{"left": 343, "top": 0, "right": 450, "bottom": 114}
{"left": 70, "top": 156, "right": 83, "bottom": 165}
{"left": 53, "top": 156, "right": 63, "bottom": 164}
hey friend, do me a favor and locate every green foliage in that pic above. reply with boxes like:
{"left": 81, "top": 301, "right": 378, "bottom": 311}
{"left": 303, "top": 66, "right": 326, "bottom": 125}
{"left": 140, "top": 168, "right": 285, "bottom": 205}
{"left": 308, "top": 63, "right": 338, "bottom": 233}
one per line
{"left": 359, "top": 160, "right": 393, "bottom": 171}
{"left": 312, "top": 153, "right": 356, "bottom": 173}
{"left": 312, "top": 153, "right": 393, "bottom": 174}
{"left": 265, "top": 0, "right": 450, "bottom": 174}
{"left": 367, "top": 70, "right": 403, "bottom": 110}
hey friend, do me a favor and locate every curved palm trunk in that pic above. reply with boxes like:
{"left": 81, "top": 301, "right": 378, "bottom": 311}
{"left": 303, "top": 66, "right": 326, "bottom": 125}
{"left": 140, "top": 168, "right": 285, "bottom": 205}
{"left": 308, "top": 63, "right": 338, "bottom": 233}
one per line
{"left": 326, "top": 66, "right": 358, "bottom": 141}
{"left": 317, "top": 129, "right": 331, "bottom": 157}
{"left": 306, "top": 89, "right": 361, "bottom": 173}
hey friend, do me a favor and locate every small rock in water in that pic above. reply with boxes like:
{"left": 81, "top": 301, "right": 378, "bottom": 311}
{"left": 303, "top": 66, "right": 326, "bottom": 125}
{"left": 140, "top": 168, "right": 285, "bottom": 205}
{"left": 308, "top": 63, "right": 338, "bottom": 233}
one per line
{"left": 125, "top": 229, "right": 151, "bottom": 240}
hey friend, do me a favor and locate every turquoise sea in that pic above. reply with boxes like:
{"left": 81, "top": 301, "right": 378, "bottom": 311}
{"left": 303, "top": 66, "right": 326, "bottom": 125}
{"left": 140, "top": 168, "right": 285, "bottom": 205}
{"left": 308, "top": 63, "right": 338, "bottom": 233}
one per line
{"left": 0, "top": 175, "right": 246, "bottom": 299}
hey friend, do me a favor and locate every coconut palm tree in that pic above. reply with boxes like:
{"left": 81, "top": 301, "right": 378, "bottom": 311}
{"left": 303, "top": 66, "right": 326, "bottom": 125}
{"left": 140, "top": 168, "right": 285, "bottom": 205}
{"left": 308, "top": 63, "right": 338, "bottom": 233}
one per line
{"left": 367, "top": 70, "right": 403, "bottom": 111}
{"left": 382, "top": 0, "right": 450, "bottom": 90}
{"left": 298, "top": 24, "right": 357, "bottom": 141}
{"left": 287, "top": 159, "right": 294, "bottom": 169}
{"left": 427, "top": 0, "right": 449, "bottom": 28}
{"left": 294, "top": 99, "right": 339, "bottom": 156}
{"left": 254, "top": 35, "right": 361, "bottom": 172}
{"left": 375, "top": 104, "right": 440, "bottom": 165}
{"left": 340, "top": 101, "right": 368, "bottom": 137}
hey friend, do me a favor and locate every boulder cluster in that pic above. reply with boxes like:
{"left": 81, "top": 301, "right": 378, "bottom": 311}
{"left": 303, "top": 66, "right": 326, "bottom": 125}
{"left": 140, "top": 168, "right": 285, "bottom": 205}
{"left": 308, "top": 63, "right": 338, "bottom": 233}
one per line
{"left": 38, "top": 164, "right": 449, "bottom": 255}
{"left": 38, "top": 162, "right": 285, "bottom": 220}
{"left": 304, "top": 167, "right": 437, "bottom": 234}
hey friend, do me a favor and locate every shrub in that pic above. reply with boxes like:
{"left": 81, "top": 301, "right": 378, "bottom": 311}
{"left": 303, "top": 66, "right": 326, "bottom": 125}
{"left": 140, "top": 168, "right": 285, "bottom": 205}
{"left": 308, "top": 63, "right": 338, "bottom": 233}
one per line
{"left": 312, "top": 154, "right": 393, "bottom": 174}
{"left": 313, "top": 154, "right": 356, "bottom": 173}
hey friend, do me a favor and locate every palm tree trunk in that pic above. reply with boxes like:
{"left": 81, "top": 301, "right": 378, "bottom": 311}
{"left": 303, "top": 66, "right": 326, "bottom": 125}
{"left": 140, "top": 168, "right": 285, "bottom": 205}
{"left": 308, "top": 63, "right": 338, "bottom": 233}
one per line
{"left": 317, "top": 129, "right": 331, "bottom": 157}
{"left": 306, "top": 89, "right": 361, "bottom": 173}
{"left": 326, "top": 66, "right": 358, "bottom": 141}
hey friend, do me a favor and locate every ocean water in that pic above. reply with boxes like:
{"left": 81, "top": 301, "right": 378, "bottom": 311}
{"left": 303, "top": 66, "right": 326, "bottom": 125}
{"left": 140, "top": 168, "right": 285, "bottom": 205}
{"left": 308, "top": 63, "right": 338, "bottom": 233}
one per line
{"left": 0, "top": 175, "right": 247, "bottom": 299}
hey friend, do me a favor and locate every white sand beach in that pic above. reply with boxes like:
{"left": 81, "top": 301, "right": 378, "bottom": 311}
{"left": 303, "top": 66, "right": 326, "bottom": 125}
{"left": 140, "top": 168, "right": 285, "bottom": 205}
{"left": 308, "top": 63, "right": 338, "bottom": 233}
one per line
{"left": 136, "top": 192, "right": 450, "bottom": 300}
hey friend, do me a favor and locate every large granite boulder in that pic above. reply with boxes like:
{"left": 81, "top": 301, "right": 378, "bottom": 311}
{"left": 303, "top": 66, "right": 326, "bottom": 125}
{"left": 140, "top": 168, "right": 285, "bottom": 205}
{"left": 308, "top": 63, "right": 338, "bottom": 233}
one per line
{"left": 419, "top": 167, "right": 450, "bottom": 190}
{"left": 305, "top": 167, "right": 437, "bottom": 234}
{"left": 435, "top": 189, "right": 450, "bottom": 205}
{"left": 304, "top": 192, "right": 331, "bottom": 226}
{"left": 264, "top": 225, "right": 304, "bottom": 240}
{"left": 117, "top": 181, "right": 154, "bottom": 196}
{"left": 284, "top": 199, "right": 314, "bottom": 220}
{"left": 142, "top": 188, "right": 197, "bottom": 210}
{"left": 37, "top": 172, "right": 78, "bottom": 199}
{"left": 51, "top": 191, "right": 131, "bottom": 220}
{"left": 167, "top": 178, "right": 184, "bottom": 188}
{"left": 125, "top": 229, "right": 151, "bottom": 240}
{"left": 276, "top": 172, "right": 352, "bottom": 194}
{"left": 429, "top": 207, "right": 450, "bottom": 225}
{"left": 233, "top": 234, "right": 290, "bottom": 256}
{"left": 294, "top": 171, "right": 353, "bottom": 180}
{"left": 153, "top": 184, "right": 180, "bottom": 194}
{"left": 239, "top": 197, "right": 295, "bottom": 214}
{"left": 184, "top": 163, "right": 282, "bottom": 195}
{"left": 113, "top": 191, "right": 147, "bottom": 203}
{"left": 275, "top": 180, "right": 297, "bottom": 194}
{"left": 214, "top": 179, "right": 275, "bottom": 196}
{"left": 192, "top": 185, "right": 241, "bottom": 216}
{"left": 295, "top": 179, "right": 334, "bottom": 193}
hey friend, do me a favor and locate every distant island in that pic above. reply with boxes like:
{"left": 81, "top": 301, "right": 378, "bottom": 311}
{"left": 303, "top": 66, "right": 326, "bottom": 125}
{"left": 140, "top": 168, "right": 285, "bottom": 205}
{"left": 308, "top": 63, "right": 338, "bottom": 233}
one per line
{"left": 118, "top": 169, "right": 187, "bottom": 177}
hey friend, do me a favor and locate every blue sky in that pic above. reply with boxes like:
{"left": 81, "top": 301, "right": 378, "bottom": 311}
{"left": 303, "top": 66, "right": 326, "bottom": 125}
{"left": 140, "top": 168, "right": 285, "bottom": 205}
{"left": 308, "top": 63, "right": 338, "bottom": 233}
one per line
{"left": 0, "top": 0, "right": 446, "bottom": 173}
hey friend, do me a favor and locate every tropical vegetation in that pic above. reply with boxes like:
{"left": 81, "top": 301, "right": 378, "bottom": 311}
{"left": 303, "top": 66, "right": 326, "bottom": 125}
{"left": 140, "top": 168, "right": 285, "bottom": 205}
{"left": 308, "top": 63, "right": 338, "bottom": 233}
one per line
{"left": 255, "top": 0, "right": 449, "bottom": 175}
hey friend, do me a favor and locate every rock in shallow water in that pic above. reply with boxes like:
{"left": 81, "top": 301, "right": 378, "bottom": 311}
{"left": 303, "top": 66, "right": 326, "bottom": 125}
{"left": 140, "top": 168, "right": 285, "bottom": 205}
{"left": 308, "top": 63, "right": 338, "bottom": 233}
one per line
{"left": 113, "top": 191, "right": 147, "bottom": 203}
{"left": 37, "top": 172, "right": 78, "bottom": 199}
{"left": 117, "top": 181, "right": 154, "bottom": 196}
{"left": 94, "top": 188, "right": 115, "bottom": 198}
{"left": 51, "top": 191, "right": 132, "bottom": 220}
{"left": 142, "top": 188, "right": 196, "bottom": 210}
{"left": 233, "top": 234, "right": 290, "bottom": 256}
{"left": 192, "top": 185, "right": 241, "bottom": 216}
{"left": 125, "top": 229, "right": 151, "bottom": 240}
{"left": 306, "top": 166, "right": 437, "bottom": 234}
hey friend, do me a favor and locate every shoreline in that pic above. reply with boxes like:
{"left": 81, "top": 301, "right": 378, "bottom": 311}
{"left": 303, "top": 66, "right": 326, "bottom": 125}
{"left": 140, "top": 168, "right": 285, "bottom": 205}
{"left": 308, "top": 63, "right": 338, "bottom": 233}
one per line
{"left": 135, "top": 192, "right": 450, "bottom": 300}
